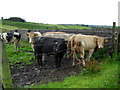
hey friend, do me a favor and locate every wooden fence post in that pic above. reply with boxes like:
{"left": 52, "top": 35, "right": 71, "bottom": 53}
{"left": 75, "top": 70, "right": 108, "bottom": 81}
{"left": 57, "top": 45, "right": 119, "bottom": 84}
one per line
{"left": 2, "top": 41, "right": 14, "bottom": 88}
{"left": 0, "top": 38, "right": 2, "bottom": 90}
{"left": 112, "top": 22, "right": 120, "bottom": 54}
{"left": 118, "top": 31, "right": 120, "bottom": 53}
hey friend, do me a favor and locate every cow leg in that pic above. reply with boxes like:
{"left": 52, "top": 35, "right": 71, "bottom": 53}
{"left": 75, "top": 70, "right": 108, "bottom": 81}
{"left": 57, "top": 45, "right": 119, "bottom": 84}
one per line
{"left": 14, "top": 42, "right": 17, "bottom": 52}
{"left": 55, "top": 55, "right": 59, "bottom": 68}
{"left": 42, "top": 53, "right": 45, "bottom": 62}
{"left": 87, "top": 49, "right": 94, "bottom": 62}
{"left": 58, "top": 53, "right": 64, "bottom": 68}
{"left": 31, "top": 44, "right": 34, "bottom": 51}
{"left": 58, "top": 57, "right": 61, "bottom": 69}
{"left": 34, "top": 48, "right": 43, "bottom": 66}
{"left": 16, "top": 41, "right": 20, "bottom": 52}
{"left": 55, "top": 53, "right": 63, "bottom": 69}
{"left": 37, "top": 53, "right": 43, "bottom": 66}
{"left": 55, "top": 53, "right": 62, "bottom": 68}
{"left": 80, "top": 49, "right": 85, "bottom": 67}
{"left": 64, "top": 50, "right": 69, "bottom": 60}
{"left": 72, "top": 48, "right": 79, "bottom": 66}
{"left": 72, "top": 51, "right": 76, "bottom": 66}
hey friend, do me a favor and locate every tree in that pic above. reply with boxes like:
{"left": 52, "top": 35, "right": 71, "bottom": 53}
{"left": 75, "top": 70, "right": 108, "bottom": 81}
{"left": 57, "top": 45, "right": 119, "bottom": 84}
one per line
{"left": 4, "top": 17, "right": 26, "bottom": 22}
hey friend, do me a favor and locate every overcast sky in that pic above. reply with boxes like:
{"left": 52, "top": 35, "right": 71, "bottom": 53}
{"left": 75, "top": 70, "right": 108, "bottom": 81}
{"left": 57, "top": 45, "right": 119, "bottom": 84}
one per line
{"left": 1, "top": 0, "right": 119, "bottom": 26}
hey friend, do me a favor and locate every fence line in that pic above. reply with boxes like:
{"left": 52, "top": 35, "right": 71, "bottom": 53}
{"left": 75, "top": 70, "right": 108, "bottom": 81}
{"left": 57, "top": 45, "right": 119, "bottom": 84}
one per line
{"left": 2, "top": 24, "right": 120, "bottom": 88}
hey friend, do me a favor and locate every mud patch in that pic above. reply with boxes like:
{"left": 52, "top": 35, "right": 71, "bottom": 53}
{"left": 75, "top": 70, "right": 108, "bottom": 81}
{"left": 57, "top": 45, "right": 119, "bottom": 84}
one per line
{"left": 11, "top": 55, "right": 82, "bottom": 88}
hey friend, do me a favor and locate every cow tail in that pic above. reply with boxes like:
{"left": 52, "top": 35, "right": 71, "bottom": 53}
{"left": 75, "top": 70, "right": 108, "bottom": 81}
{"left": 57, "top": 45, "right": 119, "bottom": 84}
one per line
{"left": 70, "top": 34, "right": 76, "bottom": 51}
{"left": 67, "top": 34, "right": 76, "bottom": 53}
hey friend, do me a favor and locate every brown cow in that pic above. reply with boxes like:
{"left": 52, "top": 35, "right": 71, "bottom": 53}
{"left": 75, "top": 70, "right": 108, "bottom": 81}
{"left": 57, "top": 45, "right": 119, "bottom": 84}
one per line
{"left": 68, "top": 34, "right": 108, "bottom": 67}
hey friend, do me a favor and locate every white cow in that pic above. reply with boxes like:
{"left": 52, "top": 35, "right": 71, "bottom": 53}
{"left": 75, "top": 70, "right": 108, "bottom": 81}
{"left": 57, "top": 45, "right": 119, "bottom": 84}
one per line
{"left": 43, "top": 33, "right": 75, "bottom": 41}
{"left": 68, "top": 34, "right": 108, "bottom": 67}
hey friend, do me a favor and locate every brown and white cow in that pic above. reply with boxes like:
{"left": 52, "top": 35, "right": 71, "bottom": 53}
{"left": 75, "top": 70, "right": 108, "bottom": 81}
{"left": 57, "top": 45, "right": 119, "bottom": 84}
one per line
{"left": 26, "top": 31, "right": 42, "bottom": 44}
{"left": 26, "top": 31, "right": 42, "bottom": 51}
{"left": 68, "top": 34, "right": 108, "bottom": 67}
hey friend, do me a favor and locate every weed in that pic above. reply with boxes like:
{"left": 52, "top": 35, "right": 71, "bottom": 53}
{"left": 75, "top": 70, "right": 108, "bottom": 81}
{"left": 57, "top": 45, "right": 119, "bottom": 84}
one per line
{"left": 82, "top": 60, "right": 102, "bottom": 75}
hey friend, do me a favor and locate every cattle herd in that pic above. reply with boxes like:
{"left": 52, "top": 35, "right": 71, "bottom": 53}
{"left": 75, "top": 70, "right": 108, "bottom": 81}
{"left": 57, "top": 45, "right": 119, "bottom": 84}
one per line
{"left": 0, "top": 30, "right": 108, "bottom": 69}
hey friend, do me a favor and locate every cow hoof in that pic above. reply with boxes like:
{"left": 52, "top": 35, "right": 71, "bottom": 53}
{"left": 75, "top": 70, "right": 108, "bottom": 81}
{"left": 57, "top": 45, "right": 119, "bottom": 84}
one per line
{"left": 38, "top": 63, "right": 43, "bottom": 66}
{"left": 72, "top": 65, "right": 76, "bottom": 68}
{"left": 82, "top": 64, "right": 86, "bottom": 68}
{"left": 56, "top": 67, "right": 61, "bottom": 70}
{"left": 77, "top": 60, "right": 82, "bottom": 65}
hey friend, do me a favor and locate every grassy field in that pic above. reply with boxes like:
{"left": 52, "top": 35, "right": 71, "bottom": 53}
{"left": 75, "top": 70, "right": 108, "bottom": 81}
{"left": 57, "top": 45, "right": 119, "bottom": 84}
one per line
{"left": 1, "top": 19, "right": 119, "bottom": 88}
{"left": 5, "top": 41, "right": 119, "bottom": 88}
{"left": 1, "top": 20, "right": 91, "bottom": 32}
{"left": 6, "top": 41, "right": 34, "bottom": 69}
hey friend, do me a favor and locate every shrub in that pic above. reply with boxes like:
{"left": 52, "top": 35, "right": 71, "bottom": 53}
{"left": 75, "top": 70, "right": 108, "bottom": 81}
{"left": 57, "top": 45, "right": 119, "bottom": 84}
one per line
{"left": 4, "top": 17, "right": 26, "bottom": 22}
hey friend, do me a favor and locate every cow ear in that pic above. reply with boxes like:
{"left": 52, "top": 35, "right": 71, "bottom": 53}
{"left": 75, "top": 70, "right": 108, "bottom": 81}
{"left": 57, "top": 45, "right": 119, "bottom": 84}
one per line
{"left": 104, "top": 39, "right": 109, "bottom": 42}
{"left": 34, "top": 33, "right": 39, "bottom": 37}
{"left": 94, "top": 37, "right": 98, "bottom": 42}
{"left": 104, "top": 37, "right": 109, "bottom": 42}
{"left": 54, "top": 40, "right": 58, "bottom": 44}
{"left": 94, "top": 37, "right": 99, "bottom": 46}
{"left": 26, "top": 33, "right": 29, "bottom": 37}
{"left": 65, "top": 40, "right": 68, "bottom": 44}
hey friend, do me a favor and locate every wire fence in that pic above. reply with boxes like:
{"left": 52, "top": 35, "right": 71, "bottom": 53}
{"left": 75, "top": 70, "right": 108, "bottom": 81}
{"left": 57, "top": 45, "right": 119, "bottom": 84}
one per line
{"left": 1, "top": 28, "right": 120, "bottom": 88}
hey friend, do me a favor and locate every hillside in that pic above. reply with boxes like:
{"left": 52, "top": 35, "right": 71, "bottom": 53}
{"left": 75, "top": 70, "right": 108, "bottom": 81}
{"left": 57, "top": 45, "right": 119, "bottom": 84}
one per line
{"left": 1, "top": 20, "right": 91, "bottom": 32}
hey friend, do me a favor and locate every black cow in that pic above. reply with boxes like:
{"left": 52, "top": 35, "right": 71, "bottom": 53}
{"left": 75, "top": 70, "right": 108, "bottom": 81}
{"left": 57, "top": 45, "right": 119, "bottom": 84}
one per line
{"left": 1, "top": 30, "right": 21, "bottom": 52}
{"left": 33, "top": 36, "right": 67, "bottom": 69}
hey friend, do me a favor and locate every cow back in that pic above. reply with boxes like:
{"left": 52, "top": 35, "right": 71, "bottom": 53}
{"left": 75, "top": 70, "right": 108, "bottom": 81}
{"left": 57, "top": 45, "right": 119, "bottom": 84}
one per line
{"left": 34, "top": 37, "right": 67, "bottom": 54}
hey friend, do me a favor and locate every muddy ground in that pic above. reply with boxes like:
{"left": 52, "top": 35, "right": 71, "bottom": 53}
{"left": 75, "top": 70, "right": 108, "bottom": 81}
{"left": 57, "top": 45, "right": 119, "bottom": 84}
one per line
{"left": 10, "top": 29, "right": 116, "bottom": 88}
{"left": 11, "top": 55, "right": 82, "bottom": 88}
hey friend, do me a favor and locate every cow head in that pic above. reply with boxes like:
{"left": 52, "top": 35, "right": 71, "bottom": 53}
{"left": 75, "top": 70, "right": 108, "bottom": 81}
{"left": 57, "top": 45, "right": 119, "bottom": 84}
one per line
{"left": 95, "top": 37, "right": 108, "bottom": 48}
{"left": 26, "top": 32, "right": 41, "bottom": 44}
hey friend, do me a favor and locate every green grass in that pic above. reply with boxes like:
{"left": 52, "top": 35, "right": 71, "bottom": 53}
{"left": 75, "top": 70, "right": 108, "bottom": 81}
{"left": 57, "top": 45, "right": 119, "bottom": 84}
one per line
{"left": 0, "top": 24, "right": 20, "bottom": 32}
{"left": 26, "top": 61, "right": 119, "bottom": 88}
{"left": 1, "top": 20, "right": 90, "bottom": 32}
{"left": 6, "top": 41, "right": 35, "bottom": 68}
{"left": 26, "top": 54, "right": 119, "bottom": 88}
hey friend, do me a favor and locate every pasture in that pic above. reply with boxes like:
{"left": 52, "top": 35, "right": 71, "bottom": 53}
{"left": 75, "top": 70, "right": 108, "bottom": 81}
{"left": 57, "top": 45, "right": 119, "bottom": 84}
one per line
{"left": 1, "top": 20, "right": 90, "bottom": 32}
{"left": 1, "top": 20, "right": 120, "bottom": 88}
{"left": 1, "top": 28, "right": 119, "bottom": 88}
